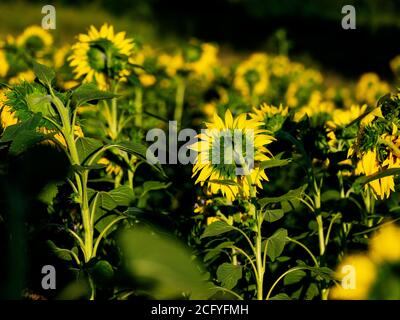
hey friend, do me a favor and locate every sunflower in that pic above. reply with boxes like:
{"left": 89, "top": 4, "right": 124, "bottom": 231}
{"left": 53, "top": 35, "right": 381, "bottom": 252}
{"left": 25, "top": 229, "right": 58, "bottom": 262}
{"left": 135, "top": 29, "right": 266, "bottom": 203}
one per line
{"left": 330, "top": 254, "right": 376, "bottom": 300}
{"left": 0, "top": 50, "right": 9, "bottom": 77}
{"left": 233, "top": 53, "right": 269, "bottom": 101}
{"left": 249, "top": 103, "right": 288, "bottom": 133}
{"left": 294, "top": 91, "right": 335, "bottom": 122}
{"left": 390, "top": 55, "right": 400, "bottom": 78}
{"left": 68, "top": 24, "right": 135, "bottom": 90}
{"left": 369, "top": 223, "right": 400, "bottom": 263}
{"left": 97, "top": 157, "right": 123, "bottom": 176}
{"left": 184, "top": 41, "right": 218, "bottom": 81}
{"left": 16, "top": 26, "right": 53, "bottom": 57}
{"left": 189, "top": 109, "right": 275, "bottom": 201}
{"left": 9, "top": 70, "right": 36, "bottom": 84}
{"left": 355, "top": 73, "right": 390, "bottom": 106}
{"left": 0, "top": 90, "right": 18, "bottom": 128}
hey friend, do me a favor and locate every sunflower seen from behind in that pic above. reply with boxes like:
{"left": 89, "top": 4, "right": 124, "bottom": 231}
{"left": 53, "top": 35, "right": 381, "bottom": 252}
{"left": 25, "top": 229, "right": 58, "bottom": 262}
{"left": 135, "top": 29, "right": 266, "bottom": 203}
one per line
{"left": 190, "top": 109, "right": 274, "bottom": 201}
{"left": 68, "top": 24, "right": 135, "bottom": 90}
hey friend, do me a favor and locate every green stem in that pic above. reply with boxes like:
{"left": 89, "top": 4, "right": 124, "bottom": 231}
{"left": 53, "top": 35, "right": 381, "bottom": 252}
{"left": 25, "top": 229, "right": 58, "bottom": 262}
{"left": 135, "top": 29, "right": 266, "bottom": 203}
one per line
{"left": 134, "top": 86, "right": 143, "bottom": 127}
{"left": 286, "top": 237, "right": 319, "bottom": 267}
{"left": 266, "top": 267, "right": 309, "bottom": 300}
{"left": 174, "top": 76, "right": 186, "bottom": 128}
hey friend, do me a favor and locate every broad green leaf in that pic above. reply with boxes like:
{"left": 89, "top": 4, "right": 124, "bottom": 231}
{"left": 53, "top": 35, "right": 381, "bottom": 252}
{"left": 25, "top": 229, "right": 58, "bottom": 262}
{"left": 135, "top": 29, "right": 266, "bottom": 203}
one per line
{"left": 258, "top": 185, "right": 307, "bottom": 208}
{"left": 111, "top": 141, "right": 166, "bottom": 177}
{"left": 269, "top": 293, "right": 291, "bottom": 300}
{"left": 71, "top": 83, "right": 118, "bottom": 107}
{"left": 98, "top": 191, "right": 118, "bottom": 211}
{"left": 141, "top": 181, "right": 171, "bottom": 197}
{"left": 260, "top": 158, "right": 291, "bottom": 170}
{"left": 138, "top": 181, "right": 171, "bottom": 208}
{"left": 263, "top": 209, "right": 284, "bottom": 223}
{"left": 200, "top": 221, "right": 235, "bottom": 239}
{"left": 47, "top": 240, "right": 73, "bottom": 261}
{"left": 284, "top": 269, "right": 307, "bottom": 285}
{"left": 216, "top": 263, "right": 242, "bottom": 290}
{"left": 76, "top": 137, "right": 103, "bottom": 163}
{"left": 0, "top": 113, "right": 46, "bottom": 155}
{"left": 204, "top": 241, "right": 234, "bottom": 262}
{"left": 109, "top": 185, "right": 135, "bottom": 207}
{"left": 353, "top": 168, "right": 400, "bottom": 191}
{"left": 321, "top": 190, "right": 341, "bottom": 202}
{"left": 264, "top": 228, "right": 287, "bottom": 261}
{"left": 33, "top": 61, "right": 55, "bottom": 86}
{"left": 26, "top": 93, "right": 54, "bottom": 117}
{"left": 120, "top": 228, "right": 215, "bottom": 299}
{"left": 37, "top": 181, "right": 62, "bottom": 206}
{"left": 305, "top": 283, "right": 320, "bottom": 300}
{"left": 310, "top": 266, "right": 336, "bottom": 281}
{"left": 88, "top": 260, "right": 114, "bottom": 285}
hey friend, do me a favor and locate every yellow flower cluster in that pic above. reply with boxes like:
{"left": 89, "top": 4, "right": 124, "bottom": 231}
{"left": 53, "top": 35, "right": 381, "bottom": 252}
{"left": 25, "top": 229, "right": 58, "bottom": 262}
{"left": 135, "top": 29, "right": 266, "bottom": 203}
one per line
{"left": 331, "top": 223, "right": 400, "bottom": 299}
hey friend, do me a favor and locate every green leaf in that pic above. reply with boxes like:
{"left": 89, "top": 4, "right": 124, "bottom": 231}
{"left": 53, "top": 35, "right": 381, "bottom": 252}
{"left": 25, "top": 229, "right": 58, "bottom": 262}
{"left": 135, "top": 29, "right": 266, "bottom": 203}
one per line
{"left": 26, "top": 93, "right": 54, "bottom": 117}
{"left": 204, "top": 241, "right": 234, "bottom": 262}
{"left": 269, "top": 293, "right": 291, "bottom": 300}
{"left": 284, "top": 269, "right": 307, "bottom": 285}
{"left": 140, "top": 181, "right": 171, "bottom": 198}
{"left": 71, "top": 83, "right": 118, "bottom": 107}
{"left": 109, "top": 185, "right": 135, "bottom": 207}
{"left": 111, "top": 141, "right": 166, "bottom": 178}
{"left": 258, "top": 185, "right": 307, "bottom": 208}
{"left": 0, "top": 113, "right": 46, "bottom": 155}
{"left": 33, "top": 61, "right": 55, "bottom": 86}
{"left": 200, "top": 221, "right": 235, "bottom": 239}
{"left": 321, "top": 190, "right": 341, "bottom": 202}
{"left": 260, "top": 158, "right": 291, "bottom": 170}
{"left": 37, "top": 181, "right": 62, "bottom": 206}
{"left": 353, "top": 168, "right": 400, "bottom": 191}
{"left": 47, "top": 240, "right": 73, "bottom": 261}
{"left": 263, "top": 209, "right": 284, "bottom": 223}
{"left": 76, "top": 137, "right": 103, "bottom": 163}
{"left": 98, "top": 191, "right": 118, "bottom": 211}
{"left": 310, "top": 266, "right": 336, "bottom": 281}
{"left": 216, "top": 263, "right": 242, "bottom": 290}
{"left": 88, "top": 260, "right": 114, "bottom": 285}
{"left": 120, "top": 228, "right": 215, "bottom": 299}
{"left": 264, "top": 228, "right": 287, "bottom": 261}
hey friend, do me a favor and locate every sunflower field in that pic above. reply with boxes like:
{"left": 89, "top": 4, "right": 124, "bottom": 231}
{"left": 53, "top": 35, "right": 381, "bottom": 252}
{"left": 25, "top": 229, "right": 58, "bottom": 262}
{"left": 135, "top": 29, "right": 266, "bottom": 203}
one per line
{"left": 1, "top": 7, "right": 400, "bottom": 301}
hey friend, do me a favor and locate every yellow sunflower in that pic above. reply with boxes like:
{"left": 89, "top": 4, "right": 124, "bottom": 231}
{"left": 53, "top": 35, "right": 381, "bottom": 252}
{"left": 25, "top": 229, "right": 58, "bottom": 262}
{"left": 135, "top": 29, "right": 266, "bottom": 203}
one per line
{"left": 233, "top": 53, "right": 269, "bottom": 101}
{"left": 16, "top": 25, "right": 53, "bottom": 57}
{"left": 369, "top": 223, "right": 400, "bottom": 263}
{"left": 330, "top": 254, "right": 376, "bottom": 300}
{"left": 355, "top": 73, "right": 390, "bottom": 106}
{"left": 184, "top": 42, "right": 219, "bottom": 81}
{"left": 69, "top": 24, "right": 135, "bottom": 90}
{"left": 0, "top": 50, "right": 9, "bottom": 77}
{"left": 189, "top": 109, "right": 275, "bottom": 201}
{"left": 250, "top": 103, "right": 288, "bottom": 133}
{"left": 0, "top": 90, "right": 18, "bottom": 128}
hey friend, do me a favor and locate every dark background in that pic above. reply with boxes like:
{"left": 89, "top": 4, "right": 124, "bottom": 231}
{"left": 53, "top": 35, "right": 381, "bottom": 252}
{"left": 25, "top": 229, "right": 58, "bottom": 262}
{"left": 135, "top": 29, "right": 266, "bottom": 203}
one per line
{"left": 13, "top": 0, "right": 400, "bottom": 79}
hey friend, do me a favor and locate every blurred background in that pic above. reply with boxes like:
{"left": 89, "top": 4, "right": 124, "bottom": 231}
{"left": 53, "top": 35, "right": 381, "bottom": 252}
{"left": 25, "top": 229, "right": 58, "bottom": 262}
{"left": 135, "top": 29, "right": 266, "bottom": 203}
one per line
{"left": 1, "top": 0, "right": 400, "bottom": 80}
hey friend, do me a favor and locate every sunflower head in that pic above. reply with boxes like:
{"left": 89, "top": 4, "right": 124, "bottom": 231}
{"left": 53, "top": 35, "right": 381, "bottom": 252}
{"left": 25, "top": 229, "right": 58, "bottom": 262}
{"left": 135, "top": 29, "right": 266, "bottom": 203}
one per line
{"left": 348, "top": 93, "right": 400, "bottom": 199}
{"left": 189, "top": 109, "right": 275, "bottom": 201}
{"left": 184, "top": 41, "right": 218, "bottom": 80}
{"left": 250, "top": 103, "right": 288, "bottom": 133}
{"left": 69, "top": 24, "right": 135, "bottom": 90}
{"left": 0, "top": 50, "right": 10, "bottom": 77}
{"left": 234, "top": 53, "right": 269, "bottom": 100}
{"left": 16, "top": 26, "right": 53, "bottom": 57}
{"left": 355, "top": 73, "right": 390, "bottom": 106}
